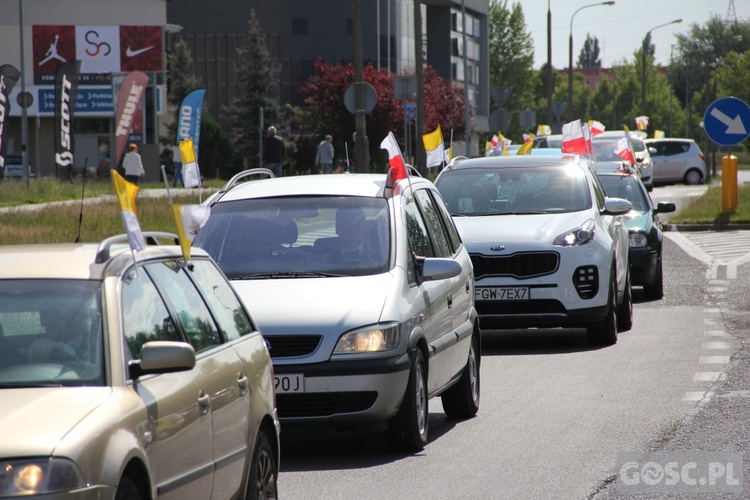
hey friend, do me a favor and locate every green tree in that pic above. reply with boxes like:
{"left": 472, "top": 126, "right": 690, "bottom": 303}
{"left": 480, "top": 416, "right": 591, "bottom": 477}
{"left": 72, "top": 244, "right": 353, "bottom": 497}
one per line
{"left": 577, "top": 34, "right": 602, "bottom": 69}
{"left": 228, "top": 10, "right": 282, "bottom": 170}
{"left": 712, "top": 50, "right": 750, "bottom": 149}
{"left": 199, "top": 111, "right": 235, "bottom": 179}
{"left": 168, "top": 38, "right": 202, "bottom": 107}
{"left": 488, "top": 0, "right": 535, "bottom": 141}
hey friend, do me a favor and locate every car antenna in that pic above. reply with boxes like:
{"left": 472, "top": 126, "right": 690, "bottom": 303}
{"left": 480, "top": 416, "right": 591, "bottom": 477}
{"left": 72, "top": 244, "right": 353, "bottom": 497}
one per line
{"left": 74, "top": 156, "right": 88, "bottom": 243}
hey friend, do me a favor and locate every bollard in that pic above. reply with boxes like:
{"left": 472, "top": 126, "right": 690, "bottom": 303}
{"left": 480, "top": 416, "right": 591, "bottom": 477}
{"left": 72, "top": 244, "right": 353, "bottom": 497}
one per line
{"left": 722, "top": 155, "right": 738, "bottom": 213}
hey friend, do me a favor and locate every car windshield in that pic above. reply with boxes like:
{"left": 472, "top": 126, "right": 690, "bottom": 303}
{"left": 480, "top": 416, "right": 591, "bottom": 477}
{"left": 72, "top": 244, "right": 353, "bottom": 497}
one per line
{"left": 597, "top": 175, "right": 648, "bottom": 211}
{"left": 195, "top": 196, "right": 391, "bottom": 278}
{"left": 437, "top": 165, "right": 591, "bottom": 215}
{"left": 592, "top": 140, "right": 625, "bottom": 162}
{"left": 0, "top": 280, "right": 104, "bottom": 387}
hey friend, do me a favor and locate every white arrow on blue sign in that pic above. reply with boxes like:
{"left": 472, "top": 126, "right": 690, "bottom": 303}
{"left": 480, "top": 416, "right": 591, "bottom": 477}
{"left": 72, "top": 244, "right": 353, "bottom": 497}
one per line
{"left": 703, "top": 97, "right": 750, "bottom": 146}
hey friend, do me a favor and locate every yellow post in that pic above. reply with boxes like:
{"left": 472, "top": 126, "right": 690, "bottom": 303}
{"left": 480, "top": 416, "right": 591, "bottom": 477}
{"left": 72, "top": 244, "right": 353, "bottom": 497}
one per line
{"left": 722, "top": 155, "right": 738, "bottom": 213}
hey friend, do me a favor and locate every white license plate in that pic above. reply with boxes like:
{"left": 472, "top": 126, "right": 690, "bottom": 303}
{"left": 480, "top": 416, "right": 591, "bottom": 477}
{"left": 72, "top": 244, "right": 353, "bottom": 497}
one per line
{"left": 275, "top": 374, "right": 305, "bottom": 393}
{"left": 475, "top": 287, "right": 529, "bottom": 301}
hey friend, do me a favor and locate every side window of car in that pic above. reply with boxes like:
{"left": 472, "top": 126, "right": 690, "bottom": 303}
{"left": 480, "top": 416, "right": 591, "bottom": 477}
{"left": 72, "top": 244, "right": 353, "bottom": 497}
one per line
{"left": 590, "top": 172, "right": 607, "bottom": 210}
{"left": 414, "top": 189, "right": 452, "bottom": 258}
{"left": 431, "top": 189, "right": 462, "bottom": 252}
{"left": 404, "top": 195, "right": 434, "bottom": 258}
{"left": 663, "top": 142, "right": 681, "bottom": 156}
{"left": 187, "top": 260, "right": 255, "bottom": 341}
{"left": 146, "top": 261, "right": 222, "bottom": 354}
{"left": 121, "top": 267, "right": 180, "bottom": 360}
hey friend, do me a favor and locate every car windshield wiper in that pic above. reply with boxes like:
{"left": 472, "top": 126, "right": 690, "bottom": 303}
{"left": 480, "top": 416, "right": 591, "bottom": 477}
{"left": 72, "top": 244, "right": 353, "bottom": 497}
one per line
{"left": 233, "top": 271, "right": 347, "bottom": 279}
{"left": 0, "top": 383, "right": 64, "bottom": 388}
{"left": 507, "top": 210, "right": 547, "bottom": 215}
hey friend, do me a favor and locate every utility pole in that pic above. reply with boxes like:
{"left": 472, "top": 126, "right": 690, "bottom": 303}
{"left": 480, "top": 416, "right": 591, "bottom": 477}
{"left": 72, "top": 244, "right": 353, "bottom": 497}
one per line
{"left": 353, "top": 0, "right": 370, "bottom": 172}
{"left": 414, "top": 0, "right": 425, "bottom": 172}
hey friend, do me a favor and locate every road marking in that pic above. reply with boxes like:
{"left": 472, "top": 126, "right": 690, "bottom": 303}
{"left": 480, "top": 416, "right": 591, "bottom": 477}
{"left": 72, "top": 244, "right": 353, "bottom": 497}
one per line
{"left": 705, "top": 330, "right": 731, "bottom": 337}
{"left": 683, "top": 391, "right": 714, "bottom": 402}
{"left": 699, "top": 355, "right": 731, "bottom": 364}
{"left": 694, "top": 372, "right": 726, "bottom": 382}
{"left": 702, "top": 341, "right": 732, "bottom": 350}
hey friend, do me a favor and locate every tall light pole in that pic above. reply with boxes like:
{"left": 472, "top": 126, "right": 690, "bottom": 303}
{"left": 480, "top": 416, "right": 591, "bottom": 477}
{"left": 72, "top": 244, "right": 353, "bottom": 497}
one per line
{"left": 567, "top": 1, "right": 614, "bottom": 122}
{"left": 640, "top": 19, "right": 682, "bottom": 116}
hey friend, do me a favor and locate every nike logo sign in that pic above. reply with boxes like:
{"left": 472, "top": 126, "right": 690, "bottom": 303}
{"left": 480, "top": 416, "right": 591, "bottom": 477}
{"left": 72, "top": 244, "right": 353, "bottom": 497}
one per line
{"left": 126, "top": 45, "right": 155, "bottom": 57}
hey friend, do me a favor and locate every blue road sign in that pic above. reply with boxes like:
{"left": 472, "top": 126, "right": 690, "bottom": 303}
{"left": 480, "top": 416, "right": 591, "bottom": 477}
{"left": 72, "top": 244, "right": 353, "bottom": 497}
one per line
{"left": 405, "top": 101, "right": 416, "bottom": 121}
{"left": 703, "top": 97, "right": 750, "bottom": 146}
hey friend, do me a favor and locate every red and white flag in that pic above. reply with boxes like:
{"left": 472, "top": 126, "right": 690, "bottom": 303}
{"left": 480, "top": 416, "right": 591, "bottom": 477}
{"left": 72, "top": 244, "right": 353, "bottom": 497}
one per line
{"left": 614, "top": 137, "right": 636, "bottom": 165}
{"left": 589, "top": 120, "right": 605, "bottom": 136}
{"left": 490, "top": 134, "right": 499, "bottom": 149}
{"left": 561, "top": 120, "right": 588, "bottom": 154}
{"left": 381, "top": 132, "right": 407, "bottom": 181}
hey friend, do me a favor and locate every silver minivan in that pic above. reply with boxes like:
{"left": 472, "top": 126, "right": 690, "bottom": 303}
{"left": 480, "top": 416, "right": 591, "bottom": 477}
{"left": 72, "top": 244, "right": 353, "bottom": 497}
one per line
{"left": 195, "top": 171, "right": 481, "bottom": 451}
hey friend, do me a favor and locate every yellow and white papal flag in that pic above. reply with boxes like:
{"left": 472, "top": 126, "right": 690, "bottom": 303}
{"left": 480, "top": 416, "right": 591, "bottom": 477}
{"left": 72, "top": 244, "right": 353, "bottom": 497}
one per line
{"left": 654, "top": 129, "right": 665, "bottom": 139}
{"left": 180, "top": 138, "right": 202, "bottom": 188}
{"left": 172, "top": 204, "right": 211, "bottom": 261}
{"left": 111, "top": 170, "right": 146, "bottom": 252}
{"left": 422, "top": 125, "right": 446, "bottom": 168}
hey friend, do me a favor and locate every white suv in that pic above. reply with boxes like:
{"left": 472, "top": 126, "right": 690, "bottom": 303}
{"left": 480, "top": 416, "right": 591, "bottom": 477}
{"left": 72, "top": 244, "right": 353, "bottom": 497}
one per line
{"left": 195, "top": 171, "right": 480, "bottom": 451}
{"left": 435, "top": 155, "right": 633, "bottom": 345}
{"left": 0, "top": 233, "right": 279, "bottom": 498}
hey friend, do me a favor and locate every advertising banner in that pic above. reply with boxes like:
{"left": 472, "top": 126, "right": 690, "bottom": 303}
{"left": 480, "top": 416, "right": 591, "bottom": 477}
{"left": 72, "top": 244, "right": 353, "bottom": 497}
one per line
{"left": 54, "top": 59, "right": 81, "bottom": 175}
{"left": 114, "top": 71, "right": 149, "bottom": 168}
{"left": 176, "top": 88, "right": 206, "bottom": 158}
{"left": 0, "top": 65, "right": 21, "bottom": 169}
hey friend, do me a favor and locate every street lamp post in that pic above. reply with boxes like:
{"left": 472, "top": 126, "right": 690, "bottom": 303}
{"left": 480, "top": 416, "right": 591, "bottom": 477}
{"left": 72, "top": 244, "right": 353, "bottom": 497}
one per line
{"left": 640, "top": 19, "right": 682, "bottom": 116}
{"left": 567, "top": 1, "right": 614, "bottom": 122}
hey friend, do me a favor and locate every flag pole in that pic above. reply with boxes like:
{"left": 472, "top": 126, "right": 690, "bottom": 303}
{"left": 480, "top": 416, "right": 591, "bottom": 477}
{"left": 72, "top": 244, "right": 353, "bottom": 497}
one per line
{"left": 161, "top": 164, "right": 173, "bottom": 205}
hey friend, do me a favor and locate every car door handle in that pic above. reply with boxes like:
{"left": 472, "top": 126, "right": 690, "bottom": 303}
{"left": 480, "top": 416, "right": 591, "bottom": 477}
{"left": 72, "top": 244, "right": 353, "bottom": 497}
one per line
{"left": 465, "top": 281, "right": 470, "bottom": 294}
{"left": 198, "top": 391, "right": 210, "bottom": 415}
{"left": 447, "top": 293, "right": 453, "bottom": 307}
{"left": 238, "top": 374, "right": 249, "bottom": 396}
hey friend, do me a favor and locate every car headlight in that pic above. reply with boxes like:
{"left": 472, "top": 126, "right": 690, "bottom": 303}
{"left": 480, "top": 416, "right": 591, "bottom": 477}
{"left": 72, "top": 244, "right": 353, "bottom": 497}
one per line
{"left": 553, "top": 219, "right": 595, "bottom": 247}
{"left": 0, "top": 458, "right": 87, "bottom": 496}
{"left": 334, "top": 323, "right": 400, "bottom": 353}
{"left": 629, "top": 232, "right": 648, "bottom": 248}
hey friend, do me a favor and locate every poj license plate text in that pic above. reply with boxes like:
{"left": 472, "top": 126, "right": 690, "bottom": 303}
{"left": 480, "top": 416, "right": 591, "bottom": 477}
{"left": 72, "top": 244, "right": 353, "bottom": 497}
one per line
{"left": 275, "top": 374, "right": 305, "bottom": 393}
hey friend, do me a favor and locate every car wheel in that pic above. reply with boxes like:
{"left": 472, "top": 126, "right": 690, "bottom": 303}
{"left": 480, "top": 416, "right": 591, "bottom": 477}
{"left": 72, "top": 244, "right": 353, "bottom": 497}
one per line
{"left": 616, "top": 270, "right": 633, "bottom": 332}
{"left": 441, "top": 331, "right": 480, "bottom": 419}
{"left": 246, "top": 430, "right": 278, "bottom": 500}
{"left": 684, "top": 168, "right": 703, "bottom": 185}
{"left": 387, "top": 349, "right": 428, "bottom": 452}
{"left": 643, "top": 259, "right": 664, "bottom": 300}
{"left": 587, "top": 269, "right": 618, "bottom": 346}
{"left": 115, "top": 476, "right": 145, "bottom": 500}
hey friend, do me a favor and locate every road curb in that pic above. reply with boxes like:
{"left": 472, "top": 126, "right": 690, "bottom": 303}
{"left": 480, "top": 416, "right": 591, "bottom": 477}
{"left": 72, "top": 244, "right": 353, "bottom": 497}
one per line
{"left": 665, "top": 223, "right": 750, "bottom": 232}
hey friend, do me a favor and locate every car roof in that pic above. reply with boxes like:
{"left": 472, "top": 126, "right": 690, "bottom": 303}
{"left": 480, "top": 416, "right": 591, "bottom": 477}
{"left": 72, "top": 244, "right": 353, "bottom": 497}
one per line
{"left": 595, "top": 130, "right": 647, "bottom": 139}
{"left": 213, "top": 172, "right": 431, "bottom": 203}
{"left": 644, "top": 137, "right": 694, "bottom": 143}
{"left": 443, "top": 154, "right": 589, "bottom": 171}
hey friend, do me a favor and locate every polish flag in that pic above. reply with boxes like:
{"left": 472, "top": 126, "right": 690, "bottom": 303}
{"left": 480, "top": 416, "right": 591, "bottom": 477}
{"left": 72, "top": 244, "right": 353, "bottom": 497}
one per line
{"left": 561, "top": 120, "right": 588, "bottom": 154}
{"left": 490, "top": 134, "right": 499, "bottom": 149}
{"left": 614, "top": 137, "right": 636, "bottom": 165}
{"left": 381, "top": 132, "right": 408, "bottom": 181}
{"left": 522, "top": 133, "right": 533, "bottom": 143}
{"left": 582, "top": 122, "right": 593, "bottom": 154}
{"left": 589, "top": 120, "right": 605, "bottom": 136}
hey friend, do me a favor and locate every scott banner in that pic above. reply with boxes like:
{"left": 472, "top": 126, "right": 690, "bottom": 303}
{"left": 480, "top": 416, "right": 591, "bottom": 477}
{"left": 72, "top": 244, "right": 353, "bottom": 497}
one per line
{"left": 176, "top": 88, "right": 206, "bottom": 158}
{"left": 54, "top": 59, "right": 81, "bottom": 175}
{"left": 114, "top": 71, "right": 149, "bottom": 168}
{"left": 0, "top": 65, "right": 21, "bottom": 170}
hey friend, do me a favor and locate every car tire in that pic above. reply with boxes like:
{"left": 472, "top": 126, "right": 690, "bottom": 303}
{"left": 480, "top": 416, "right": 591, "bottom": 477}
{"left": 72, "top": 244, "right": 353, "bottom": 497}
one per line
{"left": 587, "top": 270, "right": 618, "bottom": 346}
{"left": 441, "top": 331, "right": 480, "bottom": 419}
{"left": 643, "top": 259, "right": 664, "bottom": 300}
{"left": 246, "top": 430, "right": 278, "bottom": 500}
{"left": 387, "top": 349, "right": 428, "bottom": 452}
{"left": 684, "top": 168, "right": 703, "bottom": 185}
{"left": 115, "top": 476, "right": 145, "bottom": 500}
{"left": 616, "top": 270, "right": 633, "bottom": 332}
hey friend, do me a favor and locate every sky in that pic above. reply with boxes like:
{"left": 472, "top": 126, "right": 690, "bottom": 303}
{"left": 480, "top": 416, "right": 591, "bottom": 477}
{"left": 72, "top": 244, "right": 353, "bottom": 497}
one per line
{"left": 519, "top": 0, "right": 750, "bottom": 70}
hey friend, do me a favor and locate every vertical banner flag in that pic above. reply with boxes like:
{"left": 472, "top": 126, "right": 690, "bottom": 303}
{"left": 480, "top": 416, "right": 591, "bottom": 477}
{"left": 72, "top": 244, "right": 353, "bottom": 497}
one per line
{"left": 517, "top": 141, "right": 534, "bottom": 155}
{"left": 561, "top": 120, "right": 588, "bottom": 154}
{"left": 172, "top": 204, "right": 211, "bottom": 261}
{"left": 0, "top": 65, "right": 22, "bottom": 170}
{"left": 635, "top": 115, "right": 649, "bottom": 131}
{"left": 179, "top": 138, "right": 201, "bottom": 188}
{"left": 54, "top": 59, "right": 81, "bottom": 174}
{"left": 176, "top": 88, "right": 206, "bottom": 159}
{"left": 114, "top": 71, "right": 150, "bottom": 168}
{"left": 111, "top": 170, "right": 146, "bottom": 252}
{"left": 380, "top": 132, "right": 407, "bottom": 181}
{"left": 422, "top": 125, "right": 445, "bottom": 168}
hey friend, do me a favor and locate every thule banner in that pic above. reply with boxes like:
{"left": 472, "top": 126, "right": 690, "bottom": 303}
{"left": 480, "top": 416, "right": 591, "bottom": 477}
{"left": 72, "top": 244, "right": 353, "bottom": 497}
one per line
{"left": 114, "top": 71, "right": 149, "bottom": 168}
{"left": 0, "top": 65, "right": 22, "bottom": 170}
{"left": 176, "top": 88, "right": 206, "bottom": 158}
{"left": 54, "top": 59, "right": 81, "bottom": 176}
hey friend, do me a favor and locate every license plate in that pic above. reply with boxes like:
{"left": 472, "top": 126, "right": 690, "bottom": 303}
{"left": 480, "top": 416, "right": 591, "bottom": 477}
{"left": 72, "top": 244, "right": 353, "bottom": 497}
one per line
{"left": 475, "top": 287, "right": 529, "bottom": 301}
{"left": 275, "top": 374, "right": 305, "bottom": 393}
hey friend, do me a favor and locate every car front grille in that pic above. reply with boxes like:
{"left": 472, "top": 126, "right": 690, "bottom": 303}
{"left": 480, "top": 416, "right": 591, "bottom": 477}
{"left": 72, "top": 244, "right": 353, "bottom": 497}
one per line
{"left": 264, "top": 335, "right": 322, "bottom": 358}
{"left": 276, "top": 392, "right": 378, "bottom": 418}
{"left": 471, "top": 251, "right": 559, "bottom": 280}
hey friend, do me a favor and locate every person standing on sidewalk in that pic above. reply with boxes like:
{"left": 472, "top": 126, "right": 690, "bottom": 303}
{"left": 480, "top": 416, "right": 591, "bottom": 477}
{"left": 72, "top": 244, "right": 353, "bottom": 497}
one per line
{"left": 122, "top": 143, "right": 145, "bottom": 185}
{"left": 315, "top": 135, "right": 334, "bottom": 174}
{"left": 262, "top": 126, "right": 285, "bottom": 177}
{"left": 172, "top": 146, "right": 184, "bottom": 188}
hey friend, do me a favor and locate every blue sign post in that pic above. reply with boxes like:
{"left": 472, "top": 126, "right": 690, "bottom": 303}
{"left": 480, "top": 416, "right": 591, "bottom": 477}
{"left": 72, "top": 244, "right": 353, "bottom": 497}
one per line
{"left": 703, "top": 97, "right": 750, "bottom": 146}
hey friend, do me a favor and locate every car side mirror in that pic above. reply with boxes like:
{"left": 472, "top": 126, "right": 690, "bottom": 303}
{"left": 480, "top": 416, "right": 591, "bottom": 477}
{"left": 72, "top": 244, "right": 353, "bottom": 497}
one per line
{"left": 416, "top": 257, "right": 463, "bottom": 283}
{"left": 603, "top": 197, "right": 633, "bottom": 215}
{"left": 129, "top": 341, "right": 196, "bottom": 380}
{"left": 648, "top": 147, "right": 657, "bottom": 155}
{"left": 655, "top": 202, "right": 676, "bottom": 214}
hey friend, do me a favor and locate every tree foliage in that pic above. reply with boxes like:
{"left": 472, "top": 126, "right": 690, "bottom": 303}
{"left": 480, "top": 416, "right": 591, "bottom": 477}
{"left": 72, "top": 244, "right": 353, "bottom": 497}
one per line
{"left": 577, "top": 34, "right": 602, "bottom": 69}
{"left": 167, "top": 38, "right": 202, "bottom": 107}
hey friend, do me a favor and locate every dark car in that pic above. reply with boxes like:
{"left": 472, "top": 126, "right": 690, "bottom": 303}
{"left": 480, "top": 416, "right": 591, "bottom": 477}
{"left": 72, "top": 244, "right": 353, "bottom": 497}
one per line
{"left": 2, "top": 154, "right": 36, "bottom": 180}
{"left": 597, "top": 172, "right": 676, "bottom": 300}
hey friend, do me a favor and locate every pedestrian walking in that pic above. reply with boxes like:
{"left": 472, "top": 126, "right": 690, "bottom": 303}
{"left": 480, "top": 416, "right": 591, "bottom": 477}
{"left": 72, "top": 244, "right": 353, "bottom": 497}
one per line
{"left": 122, "top": 143, "right": 145, "bottom": 185}
{"left": 262, "top": 126, "right": 285, "bottom": 177}
{"left": 172, "top": 146, "right": 184, "bottom": 188}
{"left": 315, "top": 135, "right": 334, "bottom": 174}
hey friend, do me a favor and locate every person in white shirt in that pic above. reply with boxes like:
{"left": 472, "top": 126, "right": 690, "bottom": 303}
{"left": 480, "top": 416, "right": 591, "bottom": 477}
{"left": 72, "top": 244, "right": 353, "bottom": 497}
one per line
{"left": 122, "top": 143, "right": 145, "bottom": 185}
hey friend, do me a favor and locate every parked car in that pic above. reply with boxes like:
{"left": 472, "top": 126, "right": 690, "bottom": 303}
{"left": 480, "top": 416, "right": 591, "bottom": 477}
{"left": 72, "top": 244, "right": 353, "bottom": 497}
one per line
{"left": 597, "top": 171, "right": 676, "bottom": 300}
{"left": 592, "top": 132, "right": 653, "bottom": 191}
{"left": 644, "top": 138, "right": 707, "bottom": 186}
{"left": 532, "top": 134, "right": 563, "bottom": 149}
{"left": 434, "top": 154, "right": 633, "bottom": 346}
{"left": 194, "top": 171, "right": 480, "bottom": 451}
{"left": 2, "top": 154, "right": 36, "bottom": 180}
{"left": 0, "top": 234, "right": 279, "bottom": 498}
